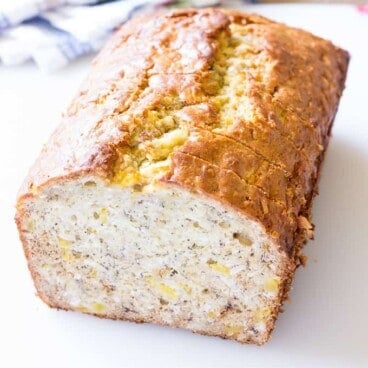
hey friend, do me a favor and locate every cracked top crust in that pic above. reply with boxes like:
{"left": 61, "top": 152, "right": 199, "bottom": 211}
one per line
{"left": 17, "top": 8, "right": 349, "bottom": 253}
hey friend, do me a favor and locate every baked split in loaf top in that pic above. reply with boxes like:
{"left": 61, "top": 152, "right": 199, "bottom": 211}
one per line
{"left": 16, "top": 9, "right": 348, "bottom": 344}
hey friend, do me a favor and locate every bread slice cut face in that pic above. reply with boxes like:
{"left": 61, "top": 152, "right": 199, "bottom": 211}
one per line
{"left": 18, "top": 177, "right": 292, "bottom": 344}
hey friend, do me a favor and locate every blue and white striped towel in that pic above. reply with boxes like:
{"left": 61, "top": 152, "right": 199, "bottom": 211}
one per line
{"left": 0, "top": 0, "right": 172, "bottom": 72}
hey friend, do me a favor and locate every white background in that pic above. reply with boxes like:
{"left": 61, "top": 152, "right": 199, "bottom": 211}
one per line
{"left": 1, "top": 4, "right": 367, "bottom": 367}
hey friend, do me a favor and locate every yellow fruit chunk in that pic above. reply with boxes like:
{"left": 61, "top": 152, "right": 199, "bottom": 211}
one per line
{"left": 92, "top": 302, "right": 105, "bottom": 314}
{"left": 158, "top": 283, "right": 177, "bottom": 299}
{"left": 264, "top": 278, "right": 279, "bottom": 293}
{"left": 254, "top": 307, "right": 271, "bottom": 322}
{"left": 58, "top": 237, "right": 71, "bottom": 248}
{"left": 58, "top": 237, "right": 73, "bottom": 261}
{"left": 225, "top": 324, "right": 243, "bottom": 336}
{"left": 145, "top": 276, "right": 177, "bottom": 299}
{"left": 207, "top": 310, "right": 216, "bottom": 319}
{"left": 88, "top": 268, "right": 98, "bottom": 278}
{"left": 99, "top": 208, "right": 108, "bottom": 224}
{"left": 207, "top": 259, "right": 230, "bottom": 275}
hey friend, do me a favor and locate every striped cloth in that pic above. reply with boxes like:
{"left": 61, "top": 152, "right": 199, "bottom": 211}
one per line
{"left": 0, "top": 0, "right": 173, "bottom": 71}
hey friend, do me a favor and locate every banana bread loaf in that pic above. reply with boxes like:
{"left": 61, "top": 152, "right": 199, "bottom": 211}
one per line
{"left": 15, "top": 9, "right": 349, "bottom": 344}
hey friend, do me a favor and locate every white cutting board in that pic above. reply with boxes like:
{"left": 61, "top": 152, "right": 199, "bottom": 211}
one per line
{"left": 1, "top": 4, "right": 367, "bottom": 367}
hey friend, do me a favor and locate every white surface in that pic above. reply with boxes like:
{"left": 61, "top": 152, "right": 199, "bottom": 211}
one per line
{"left": 1, "top": 4, "right": 367, "bottom": 367}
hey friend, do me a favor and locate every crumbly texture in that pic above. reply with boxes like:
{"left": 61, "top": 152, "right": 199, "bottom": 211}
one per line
{"left": 15, "top": 9, "right": 349, "bottom": 344}
{"left": 19, "top": 178, "right": 293, "bottom": 344}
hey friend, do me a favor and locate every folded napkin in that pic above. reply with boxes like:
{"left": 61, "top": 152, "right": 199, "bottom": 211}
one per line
{"left": 0, "top": 0, "right": 169, "bottom": 72}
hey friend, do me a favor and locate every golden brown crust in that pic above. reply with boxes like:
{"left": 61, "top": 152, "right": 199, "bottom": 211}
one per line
{"left": 17, "top": 8, "right": 349, "bottom": 256}
{"left": 17, "top": 8, "right": 230, "bottom": 197}
{"left": 180, "top": 128, "right": 306, "bottom": 210}
{"left": 225, "top": 12, "right": 349, "bottom": 139}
